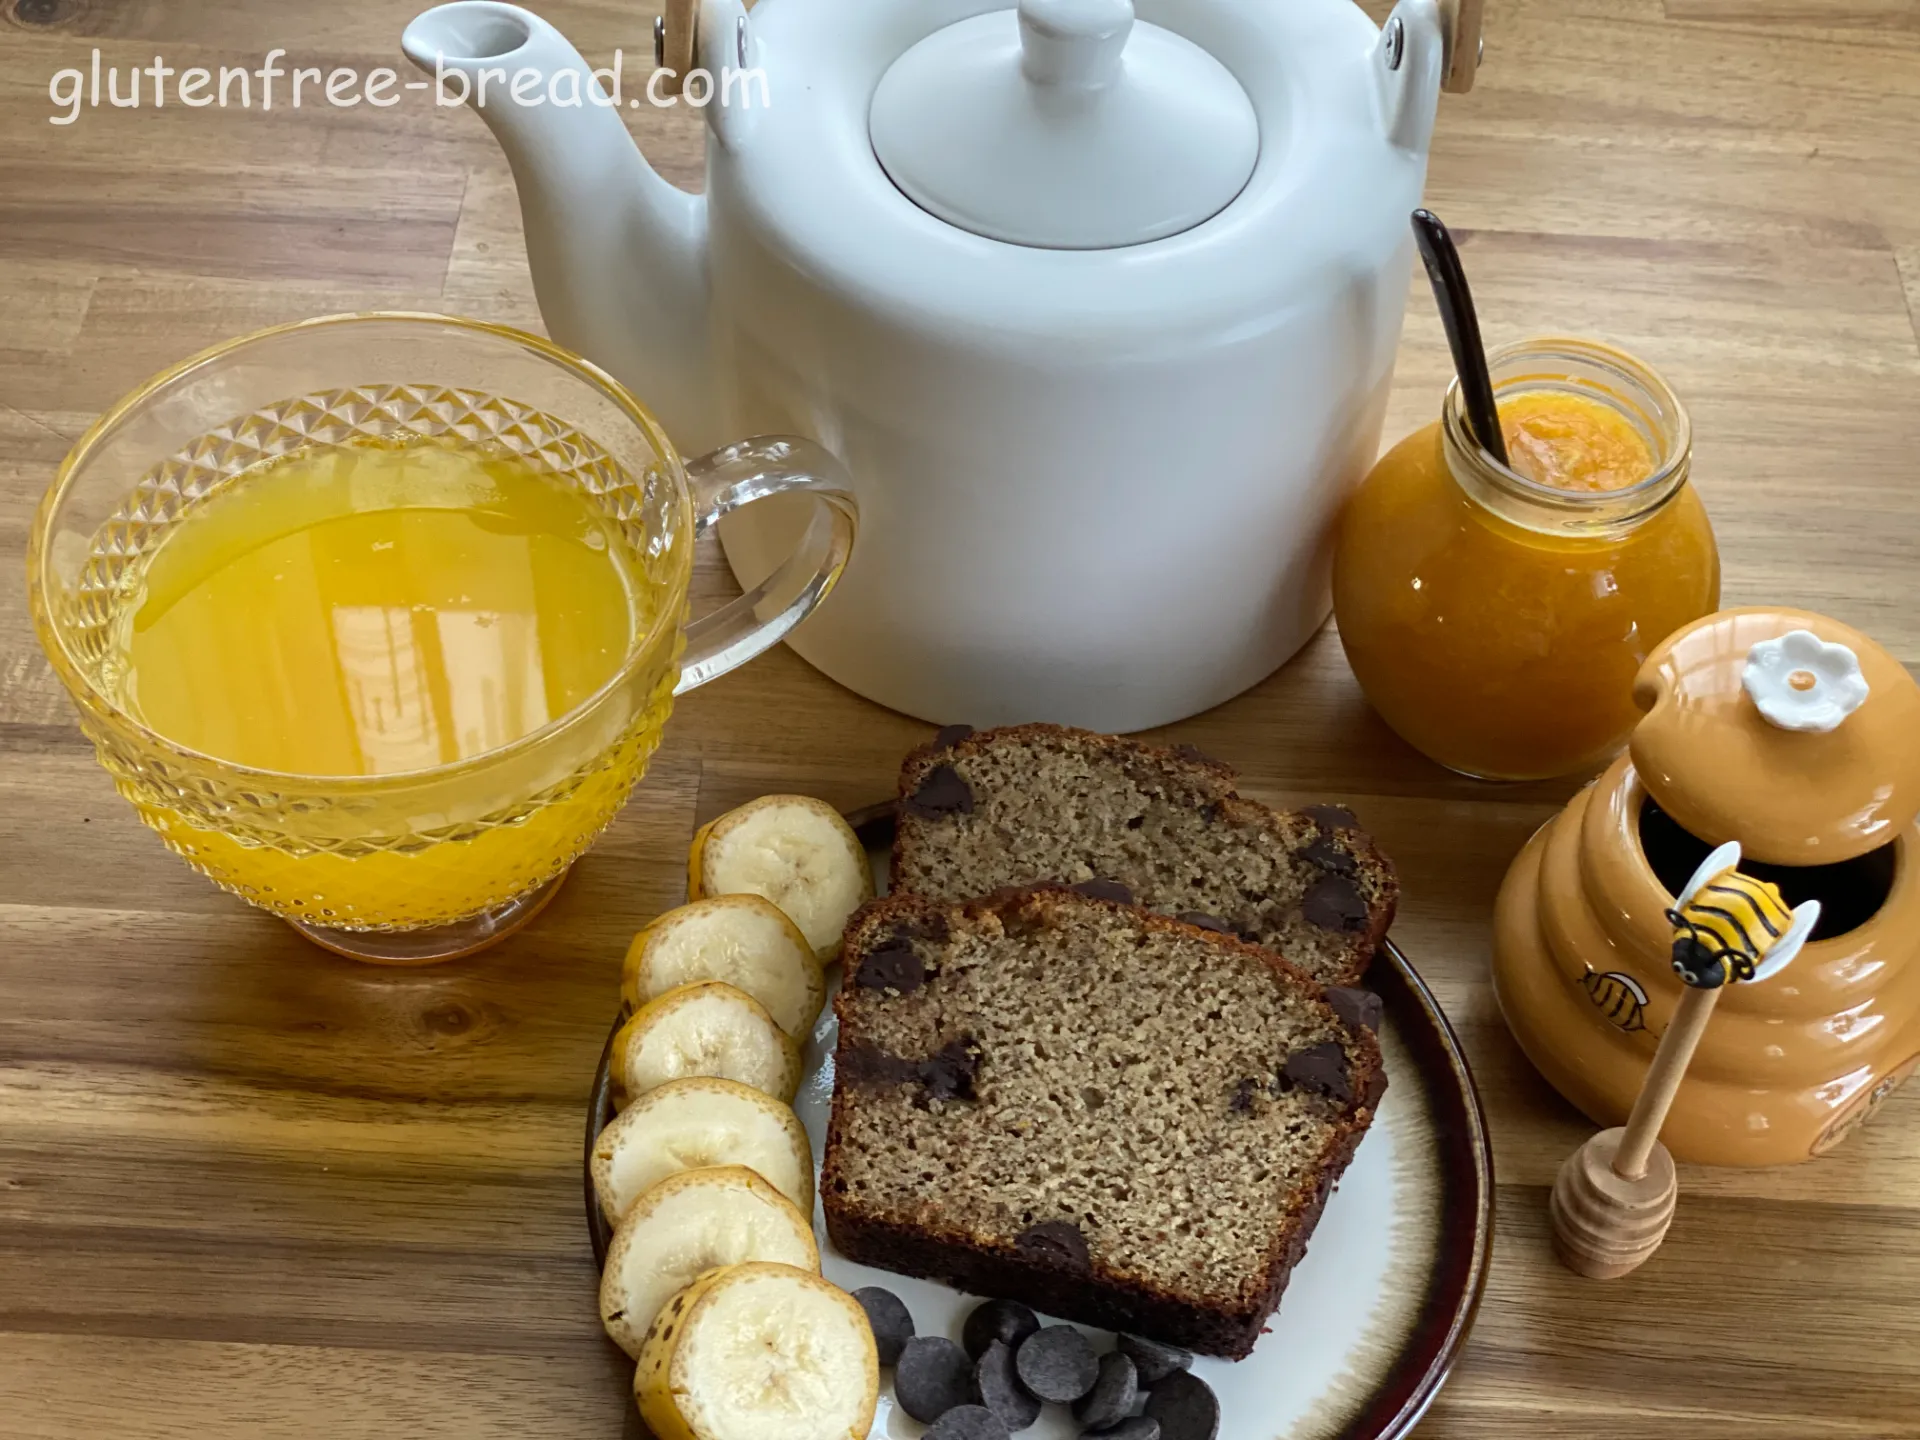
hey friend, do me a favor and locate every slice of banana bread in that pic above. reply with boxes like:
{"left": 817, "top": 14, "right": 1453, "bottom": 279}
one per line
{"left": 821, "top": 888, "right": 1385, "bottom": 1358}
{"left": 891, "top": 725, "right": 1397, "bottom": 988}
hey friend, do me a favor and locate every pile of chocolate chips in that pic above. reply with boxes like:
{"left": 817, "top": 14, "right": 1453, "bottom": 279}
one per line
{"left": 852, "top": 1288, "right": 1221, "bottom": 1440}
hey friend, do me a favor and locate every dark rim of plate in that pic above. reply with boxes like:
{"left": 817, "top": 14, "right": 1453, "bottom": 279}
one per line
{"left": 583, "top": 800, "right": 1493, "bottom": 1440}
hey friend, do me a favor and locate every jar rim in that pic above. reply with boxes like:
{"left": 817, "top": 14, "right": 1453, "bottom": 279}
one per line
{"left": 1441, "top": 335, "right": 1693, "bottom": 528}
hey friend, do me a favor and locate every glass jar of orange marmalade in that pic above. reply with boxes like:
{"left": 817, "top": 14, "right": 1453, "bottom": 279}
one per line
{"left": 1333, "top": 338, "right": 1719, "bottom": 781}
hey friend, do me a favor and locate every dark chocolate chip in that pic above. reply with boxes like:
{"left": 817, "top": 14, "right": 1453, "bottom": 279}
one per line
{"left": 1324, "top": 985, "right": 1385, "bottom": 1033}
{"left": 1014, "top": 1325, "right": 1099, "bottom": 1405}
{"left": 1301, "top": 872, "right": 1369, "bottom": 933}
{"left": 1229, "top": 1078, "right": 1259, "bottom": 1115}
{"left": 1301, "top": 833, "right": 1358, "bottom": 877}
{"left": 895, "top": 1336, "right": 975, "bottom": 1422}
{"left": 1116, "top": 1334, "right": 1192, "bottom": 1385}
{"left": 971, "top": 1340, "right": 1041, "bottom": 1431}
{"left": 1303, "top": 803, "right": 1359, "bottom": 830}
{"left": 1070, "top": 878, "right": 1134, "bottom": 905}
{"left": 933, "top": 723, "right": 976, "bottom": 750}
{"left": 855, "top": 940, "right": 925, "bottom": 994}
{"left": 1175, "top": 911, "right": 1233, "bottom": 934}
{"left": 926, "top": 1404, "right": 1012, "bottom": 1440}
{"left": 1171, "top": 743, "right": 1214, "bottom": 765}
{"left": 1082, "top": 1420, "right": 1161, "bottom": 1440}
{"left": 919, "top": 1038, "right": 981, "bottom": 1104}
{"left": 963, "top": 1298, "right": 1041, "bottom": 1360}
{"left": 850, "top": 1286, "right": 914, "bottom": 1367}
{"left": 1143, "top": 1371, "right": 1220, "bottom": 1440}
{"left": 1197, "top": 803, "right": 1220, "bottom": 824}
{"left": 1014, "top": 1219, "right": 1090, "bottom": 1273}
{"left": 906, "top": 762, "right": 975, "bottom": 818}
{"left": 1281, "top": 1041, "right": 1354, "bottom": 1104}
{"left": 841, "top": 1038, "right": 979, "bottom": 1105}
{"left": 1072, "top": 1351, "right": 1139, "bottom": 1430}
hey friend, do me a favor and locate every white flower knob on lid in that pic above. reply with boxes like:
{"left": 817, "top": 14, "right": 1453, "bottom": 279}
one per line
{"left": 869, "top": 0, "right": 1260, "bottom": 250}
{"left": 1742, "top": 629, "right": 1870, "bottom": 733}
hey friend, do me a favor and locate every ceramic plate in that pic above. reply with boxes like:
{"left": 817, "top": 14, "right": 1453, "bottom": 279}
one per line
{"left": 587, "top": 804, "right": 1492, "bottom": 1440}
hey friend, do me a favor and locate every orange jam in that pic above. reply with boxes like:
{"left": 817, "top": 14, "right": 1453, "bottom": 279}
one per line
{"left": 1332, "top": 346, "right": 1719, "bottom": 781}
{"left": 1499, "top": 391, "right": 1652, "bottom": 492}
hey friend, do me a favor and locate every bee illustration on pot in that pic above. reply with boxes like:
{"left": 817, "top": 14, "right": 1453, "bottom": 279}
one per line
{"left": 1579, "top": 967, "right": 1649, "bottom": 1032}
{"left": 1667, "top": 841, "right": 1822, "bottom": 990}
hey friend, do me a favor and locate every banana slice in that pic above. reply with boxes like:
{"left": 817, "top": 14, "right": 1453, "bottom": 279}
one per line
{"left": 688, "top": 796, "right": 874, "bottom": 962}
{"left": 600, "top": 1166, "right": 819, "bottom": 1358}
{"left": 590, "top": 1076, "right": 814, "bottom": 1226}
{"left": 613, "top": 982, "right": 802, "bottom": 1107}
{"left": 635, "top": 1262, "right": 878, "bottom": 1440}
{"left": 624, "top": 896, "right": 826, "bottom": 1039}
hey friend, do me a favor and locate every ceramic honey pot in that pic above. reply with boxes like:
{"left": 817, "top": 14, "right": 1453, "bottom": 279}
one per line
{"left": 1494, "top": 606, "right": 1920, "bottom": 1167}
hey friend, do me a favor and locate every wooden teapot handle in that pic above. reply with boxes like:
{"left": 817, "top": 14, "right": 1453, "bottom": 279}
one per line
{"left": 658, "top": 0, "right": 699, "bottom": 96}
{"left": 1440, "top": 0, "right": 1485, "bottom": 94}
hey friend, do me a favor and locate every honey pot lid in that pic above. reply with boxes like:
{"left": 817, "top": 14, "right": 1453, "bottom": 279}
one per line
{"left": 1630, "top": 607, "right": 1920, "bottom": 865}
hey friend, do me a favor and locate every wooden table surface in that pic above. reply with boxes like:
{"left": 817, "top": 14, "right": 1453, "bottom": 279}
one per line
{"left": 4, "top": 1, "right": 1919, "bottom": 1435}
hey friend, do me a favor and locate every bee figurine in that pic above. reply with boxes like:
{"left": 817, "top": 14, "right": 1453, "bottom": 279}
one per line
{"left": 1666, "top": 841, "right": 1822, "bottom": 990}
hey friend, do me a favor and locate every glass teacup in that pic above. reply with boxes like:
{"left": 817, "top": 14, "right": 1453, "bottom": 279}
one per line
{"left": 27, "top": 313, "right": 857, "bottom": 963}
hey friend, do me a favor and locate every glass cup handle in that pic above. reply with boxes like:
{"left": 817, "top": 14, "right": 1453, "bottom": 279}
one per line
{"left": 673, "top": 435, "right": 860, "bottom": 694}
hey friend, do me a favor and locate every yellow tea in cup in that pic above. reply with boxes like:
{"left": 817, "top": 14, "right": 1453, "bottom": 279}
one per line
{"left": 86, "top": 435, "right": 679, "bottom": 937}
{"left": 120, "top": 439, "right": 652, "bottom": 775}
{"left": 32, "top": 315, "right": 857, "bottom": 964}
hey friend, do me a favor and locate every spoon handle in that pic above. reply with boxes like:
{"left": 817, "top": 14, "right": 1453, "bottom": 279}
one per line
{"left": 1411, "top": 209, "right": 1509, "bottom": 468}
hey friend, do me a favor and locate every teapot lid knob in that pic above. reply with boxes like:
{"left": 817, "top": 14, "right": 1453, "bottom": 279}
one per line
{"left": 870, "top": 0, "right": 1258, "bottom": 250}
{"left": 1019, "top": 0, "right": 1133, "bottom": 90}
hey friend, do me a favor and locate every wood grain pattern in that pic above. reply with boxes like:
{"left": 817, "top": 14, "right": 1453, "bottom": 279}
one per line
{"left": 3, "top": 1, "right": 1918, "bottom": 1435}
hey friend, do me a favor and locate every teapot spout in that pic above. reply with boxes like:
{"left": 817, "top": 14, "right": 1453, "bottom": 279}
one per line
{"left": 403, "top": 2, "right": 713, "bottom": 447}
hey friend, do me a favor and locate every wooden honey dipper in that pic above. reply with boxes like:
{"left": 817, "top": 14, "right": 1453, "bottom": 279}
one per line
{"left": 1551, "top": 842, "right": 1821, "bottom": 1278}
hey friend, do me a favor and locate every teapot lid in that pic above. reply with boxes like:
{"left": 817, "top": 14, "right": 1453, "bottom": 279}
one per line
{"left": 1630, "top": 607, "right": 1920, "bottom": 865}
{"left": 869, "top": 0, "right": 1260, "bottom": 250}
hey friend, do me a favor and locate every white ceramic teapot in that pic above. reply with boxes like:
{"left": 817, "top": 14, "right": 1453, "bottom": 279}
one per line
{"left": 402, "top": 0, "right": 1475, "bottom": 731}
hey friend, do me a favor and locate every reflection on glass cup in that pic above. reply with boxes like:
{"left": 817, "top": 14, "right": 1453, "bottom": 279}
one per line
{"left": 28, "top": 313, "right": 857, "bottom": 963}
